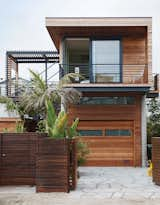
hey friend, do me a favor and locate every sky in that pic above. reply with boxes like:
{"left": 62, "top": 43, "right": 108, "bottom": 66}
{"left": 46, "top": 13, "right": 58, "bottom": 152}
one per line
{"left": 0, "top": 0, "right": 160, "bottom": 81}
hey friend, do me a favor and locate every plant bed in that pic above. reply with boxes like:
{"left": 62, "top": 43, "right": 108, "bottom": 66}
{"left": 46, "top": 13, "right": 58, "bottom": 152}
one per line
{"left": 36, "top": 137, "right": 70, "bottom": 193}
{"left": 152, "top": 137, "right": 160, "bottom": 185}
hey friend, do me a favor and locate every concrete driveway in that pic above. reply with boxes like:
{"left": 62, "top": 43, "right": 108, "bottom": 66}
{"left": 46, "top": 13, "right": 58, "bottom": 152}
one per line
{"left": 0, "top": 167, "right": 160, "bottom": 205}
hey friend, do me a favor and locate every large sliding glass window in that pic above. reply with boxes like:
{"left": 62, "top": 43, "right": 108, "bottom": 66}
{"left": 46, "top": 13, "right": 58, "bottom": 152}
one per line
{"left": 63, "top": 38, "right": 90, "bottom": 80}
{"left": 92, "top": 40, "right": 121, "bottom": 83}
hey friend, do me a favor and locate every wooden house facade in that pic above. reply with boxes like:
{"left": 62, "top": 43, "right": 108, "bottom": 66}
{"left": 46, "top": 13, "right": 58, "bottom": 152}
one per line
{"left": 46, "top": 17, "right": 159, "bottom": 166}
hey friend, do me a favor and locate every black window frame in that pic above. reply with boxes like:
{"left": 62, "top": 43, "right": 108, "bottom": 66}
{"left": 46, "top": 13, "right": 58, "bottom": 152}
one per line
{"left": 105, "top": 129, "right": 132, "bottom": 137}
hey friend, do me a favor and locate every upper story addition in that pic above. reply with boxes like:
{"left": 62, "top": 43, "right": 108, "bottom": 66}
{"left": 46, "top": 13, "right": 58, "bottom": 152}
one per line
{"left": 46, "top": 17, "right": 159, "bottom": 95}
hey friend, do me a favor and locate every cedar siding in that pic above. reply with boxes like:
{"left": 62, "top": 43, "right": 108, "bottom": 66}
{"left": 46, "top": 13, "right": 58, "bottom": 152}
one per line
{"left": 68, "top": 93, "right": 142, "bottom": 166}
{"left": 46, "top": 17, "right": 154, "bottom": 167}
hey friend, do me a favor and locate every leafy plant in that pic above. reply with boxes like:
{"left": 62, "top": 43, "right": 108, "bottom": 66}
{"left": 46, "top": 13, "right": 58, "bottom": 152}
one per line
{"left": 36, "top": 120, "right": 46, "bottom": 133}
{"left": 0, "top": 70, "right": 81, "bottom": 132}
{"left": 3, "top": 128, "right": 9, "bottom": 133}
{"left": 0, "top": 96, "right": 18, "bottom": 112}
{"left": 20, "top": 69, "right": 50, "bottom": 114}
{"left": 77, "top": 140, "right": 90, "bottom": 166}
{"left": 147, "top": 98, "right": 160, "bottom": 143}
{"left": 66, "top": 118, "right": 79, "bottom": 139}
{"left": 0, "top": 96, "right": 11, "bottom": 104}
{"left": 45, "top": 99, "right": 67, "bottom": 138}
{"left": 58, "top": 73, "right": 84, "bottom": 89}
{"left": 15, "top": 121, "right": 25, "bottom": 133}
{"left": 45, "top": 99, "right": 79, "bottom": 139}
{"left": 20, "top": 70, "right": 81, "bottom": 115}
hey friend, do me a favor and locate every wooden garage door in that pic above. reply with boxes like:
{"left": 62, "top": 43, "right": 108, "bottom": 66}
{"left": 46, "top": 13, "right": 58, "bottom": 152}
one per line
{"left": 78, "top": 120, "right": 134, "bottom": 166}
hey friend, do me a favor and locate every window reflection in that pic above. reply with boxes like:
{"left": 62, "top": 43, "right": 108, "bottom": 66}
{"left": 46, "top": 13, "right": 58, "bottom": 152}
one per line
{"left": 79, "top": 97, "right": 135, "bottom": 105}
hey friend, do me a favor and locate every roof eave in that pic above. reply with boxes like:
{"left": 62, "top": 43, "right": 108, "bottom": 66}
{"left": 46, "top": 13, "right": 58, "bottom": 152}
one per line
{"left": 46, "top": 17, "right": 152, "bottom": 27}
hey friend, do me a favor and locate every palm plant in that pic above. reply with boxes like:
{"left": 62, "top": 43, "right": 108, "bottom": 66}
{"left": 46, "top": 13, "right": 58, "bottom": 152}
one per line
{"left": 20, "top": 70, "right": 82, "bottom": 115}
{"left": 20, "top": 70, "right": 55, "bottom": 114}
{"left": 1, "top": 70, "right": 82, "bottom": 132}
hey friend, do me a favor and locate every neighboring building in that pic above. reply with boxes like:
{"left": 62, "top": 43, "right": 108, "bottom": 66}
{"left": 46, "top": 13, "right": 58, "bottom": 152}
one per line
{"left": 0, "top": 103, "right": 20, "bottom": 132}
{"left": 0, "top": 77, "right": 29, "bottom": 96}
{"left": 49, "top": 17, "right": 159, "bottom": 167}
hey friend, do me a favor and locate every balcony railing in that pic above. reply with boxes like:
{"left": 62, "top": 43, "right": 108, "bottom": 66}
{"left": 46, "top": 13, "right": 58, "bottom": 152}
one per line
{"left": 1, "top": 68, "right": 158, "bottom": 98}
{"left": 0, "top": 81, "right": 58, "bottom": 97}
{"left": 59, "top": 64, "right": 148, "bottom": 84}
{"left": 60, "top": 64, "right": 89, "bottom": 80}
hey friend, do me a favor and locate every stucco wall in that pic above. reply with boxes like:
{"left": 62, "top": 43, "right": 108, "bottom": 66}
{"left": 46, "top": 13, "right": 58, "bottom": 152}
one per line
{"left": 141, "top": 95, "right": 147, "bottom": 167}
{"left": 0, "top": 103, "right": 20, "bottom": 132}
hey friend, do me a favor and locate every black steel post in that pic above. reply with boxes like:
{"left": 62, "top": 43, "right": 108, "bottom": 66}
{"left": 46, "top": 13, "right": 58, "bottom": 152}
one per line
{"left": 6, "top": 53, "right": 8, "bottom": 96}
{"left": 45, "top": 59, "right": 48, "bottom": 86}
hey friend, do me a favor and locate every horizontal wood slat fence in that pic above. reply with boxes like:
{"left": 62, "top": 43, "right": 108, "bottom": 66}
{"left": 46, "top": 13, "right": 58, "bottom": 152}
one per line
{"left": 0, "top": 133, "right": 77, "bottom": 192}
{"left": 36, "top": 138, "right": 69, "bottom": 192}
{"left": 152, "top": 137, "right": 160, "bottom": 186}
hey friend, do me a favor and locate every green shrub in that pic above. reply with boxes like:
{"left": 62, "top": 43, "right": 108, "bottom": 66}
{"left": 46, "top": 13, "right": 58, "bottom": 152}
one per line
{"left": 15, "top": 121, "right": 25, "bottom": 133}
{"left": 77, "top": 140, "right": 90, "bottom": 166}
{"left": 3, "top": 128, "right": 9, "bottom": 133}
{"left": 36, "top": 120, "right": 46, "bottom": 133}
{"left": 147, "top": 98, "right": 160, "bottom": 144}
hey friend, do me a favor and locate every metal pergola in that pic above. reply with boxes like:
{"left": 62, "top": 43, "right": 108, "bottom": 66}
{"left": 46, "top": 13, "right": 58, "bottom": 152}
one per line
{"left": 6, "top": 51, "right": 59, "bottom": 96}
